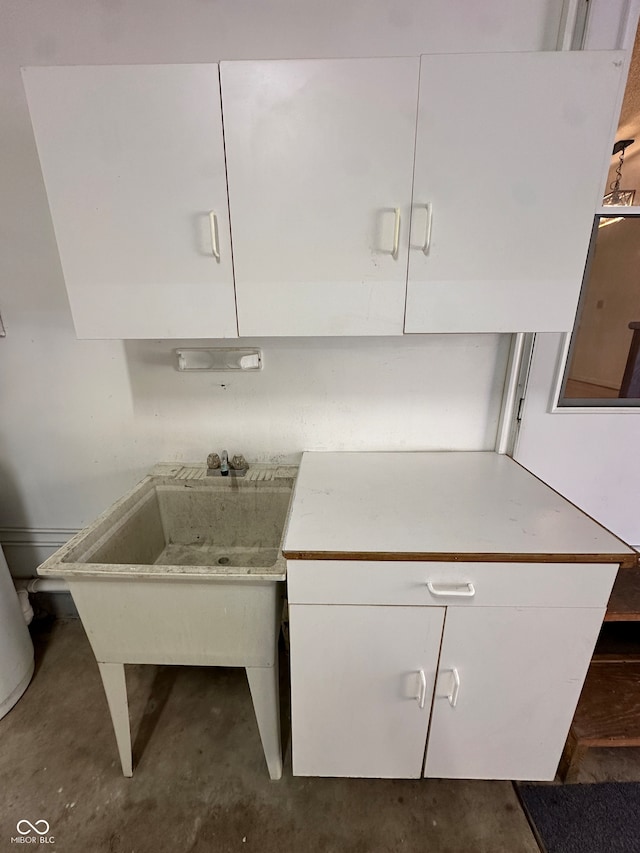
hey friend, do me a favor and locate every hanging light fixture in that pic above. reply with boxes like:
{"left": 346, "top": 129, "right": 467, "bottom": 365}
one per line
{"left": 599, "top": 139, "right": 635, "bottom": 228}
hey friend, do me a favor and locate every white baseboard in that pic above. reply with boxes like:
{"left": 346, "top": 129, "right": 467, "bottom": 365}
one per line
{"left": 0, "top": 528, "right": 79, "bottom": 578}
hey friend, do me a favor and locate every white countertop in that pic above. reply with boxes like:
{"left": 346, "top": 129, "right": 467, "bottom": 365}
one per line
{"left": 282, "top": 451, "right": 634, "bottom": 564}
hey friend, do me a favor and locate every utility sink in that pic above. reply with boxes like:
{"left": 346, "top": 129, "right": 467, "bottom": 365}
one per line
{"left": 40, "top": 463, "right": 296, "bottom": 580}
{"left": 37, "top": 463, "right": 297, "bottom": 781}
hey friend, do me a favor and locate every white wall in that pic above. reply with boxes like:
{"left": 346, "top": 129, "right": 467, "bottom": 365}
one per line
{"left": 1, "top": 331, "right": 510, "bottom": 530}
{"left": 514, "top": 0, "right": 640, "bottom": 551}
{"left": 0, "top": 0, "right": 560, "bottom": 570}
{"left": 516, "top": 333, "right": 640, "bottom": 547}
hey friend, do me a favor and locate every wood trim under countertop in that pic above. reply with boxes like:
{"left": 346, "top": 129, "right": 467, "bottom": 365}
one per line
{"left": 282, "top": 550, "right": 638, "bottom": 568}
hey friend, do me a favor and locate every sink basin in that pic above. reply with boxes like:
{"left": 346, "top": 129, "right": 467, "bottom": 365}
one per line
{"left": 40, "top": 464, "right": 296, "bottom": 580}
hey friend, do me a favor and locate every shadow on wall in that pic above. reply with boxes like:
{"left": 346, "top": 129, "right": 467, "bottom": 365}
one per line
{"left": 0, "top": 439, "right": 36, "bottom": 578}
{"left": 0, "top": 439, "right": 30, "bottom": 532}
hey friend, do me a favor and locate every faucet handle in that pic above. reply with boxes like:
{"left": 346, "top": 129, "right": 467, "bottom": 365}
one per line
{"left": 206, "top": 452, "right": 221, "bottom": 470}
{"left": 230, "top": 454, "right": 248, "bottom": 471}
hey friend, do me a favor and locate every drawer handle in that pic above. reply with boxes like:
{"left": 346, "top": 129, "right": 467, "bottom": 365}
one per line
{"left": 416, "top": 669, "right": 427, "bottom": 709}
{"left": 447, "top": 668, "right": 460, "bottom": 707}
{"left": 209, "top": 211, "right": 220, "bottom": 261}
{"left": 426, "top": 581, "right": 475, "bottom": 598}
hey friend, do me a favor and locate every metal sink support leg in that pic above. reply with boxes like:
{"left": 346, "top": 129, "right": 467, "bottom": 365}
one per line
{"left": 246, "top": 662, "right": 283, "bottom": 781}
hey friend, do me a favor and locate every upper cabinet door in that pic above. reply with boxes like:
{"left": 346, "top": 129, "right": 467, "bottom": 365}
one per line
{"left": 22, "top": 65, "right": 237, "bottom": 339}
{"left": 405, "top": 51, "right": 625, "bottom": 333}
{"left": 221, "top": 59, "right": 420, "bottom": 336}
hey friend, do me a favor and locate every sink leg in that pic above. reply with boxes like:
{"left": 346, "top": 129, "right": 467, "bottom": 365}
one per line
{"left": 97, "top": 662, "right": 133, "bottom": 778}
{"left": 246, "top": 663, "right": 283, "bottom": 780}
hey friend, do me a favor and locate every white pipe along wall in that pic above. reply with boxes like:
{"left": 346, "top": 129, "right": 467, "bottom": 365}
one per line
{"left": 15, "top": 578, "right": 68, "bottom": 595}
{"left": 0, "top": 0, "right": 568, "bottom": 575}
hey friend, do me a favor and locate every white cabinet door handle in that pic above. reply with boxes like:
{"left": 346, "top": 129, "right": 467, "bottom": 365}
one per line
{"left": 426, "top": 581, "right": 476, "bottom": 598}
{"left": 391, "top": 207, "right": 401, "bottom": 260}
{"left": 447, "top": 668, "right": 460, "bottom": 707}
{"left": 209, "top": 211, "right": 220, "bottom": 261}
{"left": 416, "top": 669, "right": 427, "bottom": 709}
{"left": 422, "top": 202, "right": 433, "bottom": 255}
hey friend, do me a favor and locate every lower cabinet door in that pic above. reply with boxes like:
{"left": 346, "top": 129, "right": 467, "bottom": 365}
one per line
{"left": 424, "top": 606, "right": 605, "bottom": 780}
{"left": 290, "top": 604, "right": 445, "bottom": 777}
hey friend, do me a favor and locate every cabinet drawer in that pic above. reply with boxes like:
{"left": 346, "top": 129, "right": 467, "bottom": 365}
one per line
{"left": 286, "top": 560, "right": 618, "bottom": 608}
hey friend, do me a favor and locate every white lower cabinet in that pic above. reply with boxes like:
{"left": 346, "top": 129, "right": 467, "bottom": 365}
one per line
{"left": 289, "top": 604, "right": 444, "bottom": 778}
{"left": 288, "top": 562, "right": 610, "bottom": 780}
{"left": 424, "top": 606, "right": 605, "bottom": 781}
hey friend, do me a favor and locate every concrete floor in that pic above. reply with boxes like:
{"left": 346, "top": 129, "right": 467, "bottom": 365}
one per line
{"left": 1, "top": 618, "right": 545, "bottom": 853}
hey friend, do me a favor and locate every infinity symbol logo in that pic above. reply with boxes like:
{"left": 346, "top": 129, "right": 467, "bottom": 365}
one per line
{"left": 16, "top": 820, "right": 50, "bottom": 835}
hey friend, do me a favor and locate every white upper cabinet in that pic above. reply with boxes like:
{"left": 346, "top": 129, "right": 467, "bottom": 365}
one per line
{"left": 22, "top": 65, "right": 237, "bottom": 339}
{"left": 23, "top": 52, "right": 626, "bottom": 339}
{"left": 220, "top": 59, "right": 420, "bottom": 336}
{"left": 404, "top": 51, "right": 624, "bottom": 333}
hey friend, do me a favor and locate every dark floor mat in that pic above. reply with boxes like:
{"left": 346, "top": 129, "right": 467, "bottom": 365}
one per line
{"left": 517, "top": 781, "right": 640, "bottom": 853}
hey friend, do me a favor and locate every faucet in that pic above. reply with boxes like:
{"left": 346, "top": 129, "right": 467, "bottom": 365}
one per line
{"left": 206, "top": 450, "right": 248, "bottom": 477}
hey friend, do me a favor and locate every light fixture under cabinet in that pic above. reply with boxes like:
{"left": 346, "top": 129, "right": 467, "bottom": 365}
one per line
{"left": 174, "top": 348, "right": 262, "bottom": 372}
